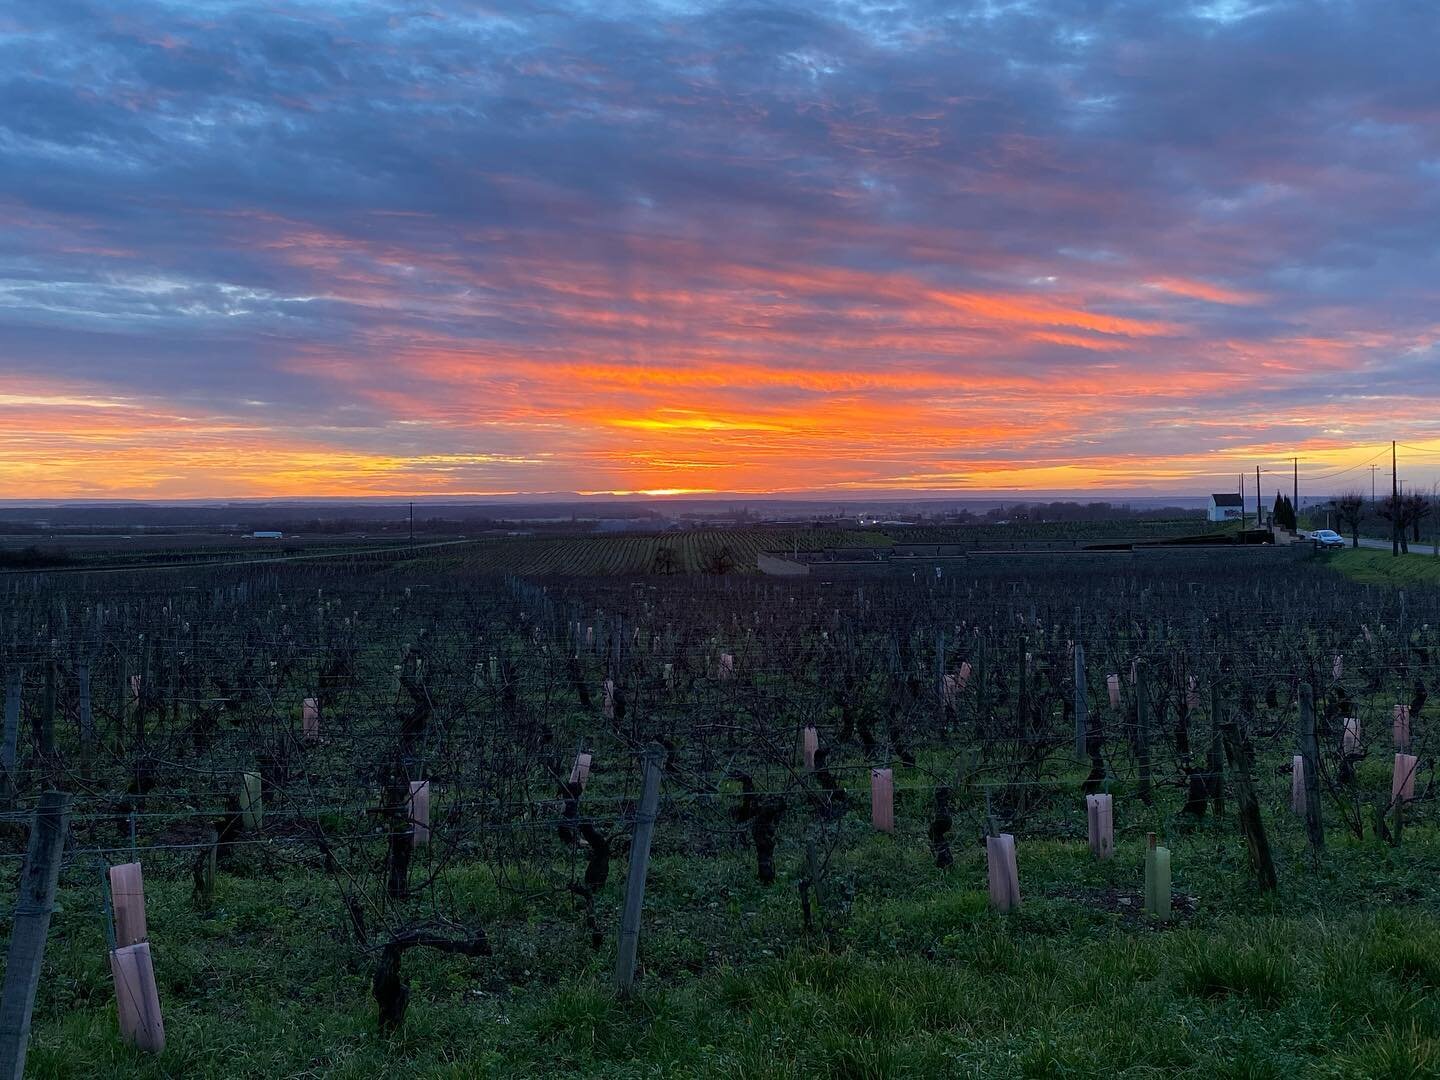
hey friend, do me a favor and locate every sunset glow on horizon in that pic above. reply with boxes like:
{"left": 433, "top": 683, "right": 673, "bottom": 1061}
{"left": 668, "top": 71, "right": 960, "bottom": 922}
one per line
{"left": 3, "top": 2, "right": 1440, "bottom": 500}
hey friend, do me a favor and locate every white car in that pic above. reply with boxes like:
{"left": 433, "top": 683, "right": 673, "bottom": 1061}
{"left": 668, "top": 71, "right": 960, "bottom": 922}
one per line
{"left": 1311, "top": 529, "right": 1345, "bottom": 550}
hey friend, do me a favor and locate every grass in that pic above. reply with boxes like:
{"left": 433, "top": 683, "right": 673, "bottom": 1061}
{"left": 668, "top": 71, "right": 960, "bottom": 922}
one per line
{"left": 1322, "top": 547, "right": 1440, "bottom": 586}
{"left": 15, "top": 802, "right": 1440, "bottom": 1078}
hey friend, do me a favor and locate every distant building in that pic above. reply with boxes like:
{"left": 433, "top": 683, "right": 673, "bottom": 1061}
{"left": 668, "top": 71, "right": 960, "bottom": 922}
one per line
{"left": 1207, "top": 494, "right": 1244, "bottom": 522}
{"left": 252, "top": 530, "right": 283, "bottom": 539}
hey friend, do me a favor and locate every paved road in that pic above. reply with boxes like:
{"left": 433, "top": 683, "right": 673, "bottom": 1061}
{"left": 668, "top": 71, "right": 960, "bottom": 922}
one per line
{"left": 1302, "top": 531, "right": 1432, "bottom": 553}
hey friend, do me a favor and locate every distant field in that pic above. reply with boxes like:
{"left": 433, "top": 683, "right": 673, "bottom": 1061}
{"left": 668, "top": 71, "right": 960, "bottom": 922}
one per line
{"left": 403, "top": 520, "right": 1235, "bottom": 577}
{"left": 0, "top": 533, "right": 458, "bottom": 572}
{"left": 1, "top": 518, "right": 1236, "bottom": 577}
{"left": 409, "top": 528, "right": 894, "bottom": 576}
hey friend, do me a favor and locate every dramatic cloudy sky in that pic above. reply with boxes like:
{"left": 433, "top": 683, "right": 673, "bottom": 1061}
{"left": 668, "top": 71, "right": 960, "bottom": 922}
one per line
{"left": 3, "top": 0, "right": 1440, "bottom": 498}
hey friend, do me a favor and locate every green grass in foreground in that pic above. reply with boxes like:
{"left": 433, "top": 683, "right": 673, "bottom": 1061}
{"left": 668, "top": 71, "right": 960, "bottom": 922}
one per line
{"left": 1323, "top": 546, "right": 1440, "bottom": 587}
{"left": 16, "top": 809, "right": 1440, "bottom": 1078}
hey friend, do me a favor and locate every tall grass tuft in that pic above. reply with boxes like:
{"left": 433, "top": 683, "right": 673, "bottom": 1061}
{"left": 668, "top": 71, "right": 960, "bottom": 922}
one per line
{"left": 1178, "top": 942, "right": 1295, "bottom": 1006}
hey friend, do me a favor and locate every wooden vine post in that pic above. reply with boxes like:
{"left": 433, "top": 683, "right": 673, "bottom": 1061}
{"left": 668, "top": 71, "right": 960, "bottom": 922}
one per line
{"left": 1135, "top": 660, "right": 1153, "bottom": 807}
{"left": 115, "top": 655, "right": 128, "bottom": 758}
{"left": 614, "top": 743, "right": 664, "bottom": 997}
{"left": 0, "top": 791, "right": 72, "bottom": 1079}
{"left": 934, "top": 628, "right": 946, "bottom": 733}
{"left": 1207, "top": 683, "right": 1225, "bottom": 818}
{"left": 78, "top": 663, "right": 95, "bottom": 780}
{"left": 193, "top": 827, "right": 218, "bottom": 907}
{"left": 1073, "top": 643, "right": 1088, "bottom": 760}
{"left": 0, "top": 669, "right": 20, "bottom": 811}
{"left": 1298, "top": 684, "right": 1324, "bottom": 851}
{"left": 974, "top": 635, "right": 989, "bottom": 728}
{"left": 37, "top": 660, "right": 56, "bottom": 767}
{"left": 1220, "top": 720, "right": 1277, "bottom": 892}
{"left": 135, "top": 639, "right": 149, "bottom": 754}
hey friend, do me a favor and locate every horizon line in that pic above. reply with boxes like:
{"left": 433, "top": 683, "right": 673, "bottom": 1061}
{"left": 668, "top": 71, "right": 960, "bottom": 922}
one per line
{"left": 0, "top": 488, "right": 1341, "bottom": 508}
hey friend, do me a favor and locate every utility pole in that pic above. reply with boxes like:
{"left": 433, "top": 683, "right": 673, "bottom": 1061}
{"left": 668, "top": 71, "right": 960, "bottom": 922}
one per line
{"left": 1255, "top": 465, "right": 1262, "bottom": 529}
{"left": 408, "top": 501, "right": 414, "bottom": 543}
{"left": 1293, "top": 457, "right": 1299, "bottom": 528}
{"left": 1392, "top": 441, "right": 1400, "bottom": 557}
{"left": 1371, "top": 465, "right": 1378, "bottom": 506}
{"left": 1239, "top": 471, "right": 1246, "bottom": 529}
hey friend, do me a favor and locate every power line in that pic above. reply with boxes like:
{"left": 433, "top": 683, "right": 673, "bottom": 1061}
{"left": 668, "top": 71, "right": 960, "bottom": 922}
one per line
{"left": 1289, "top": 445, "right": 1391, "bottom": 483}
{"left": 1257, "top": 441, "right": 1440, "bottom": 486}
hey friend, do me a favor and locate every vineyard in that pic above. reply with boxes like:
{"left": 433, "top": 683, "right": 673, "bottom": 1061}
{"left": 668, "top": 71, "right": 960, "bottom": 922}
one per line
{"left": 0, "top": 520, "right": 1236, "bottom": 580}
{"left": 1, "top": 545, "right": 1439, "bottom": 1076}
{"left": 410, "top": 520, "right": 1235, "bottom": 578}
{"left": 420, "top": 528, "right": 894, "bottom": 576}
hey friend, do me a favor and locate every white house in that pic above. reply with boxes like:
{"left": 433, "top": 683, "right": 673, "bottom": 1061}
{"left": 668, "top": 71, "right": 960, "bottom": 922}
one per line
{"left": 1207, "top": 494, "right": 1244, "bottom": 522}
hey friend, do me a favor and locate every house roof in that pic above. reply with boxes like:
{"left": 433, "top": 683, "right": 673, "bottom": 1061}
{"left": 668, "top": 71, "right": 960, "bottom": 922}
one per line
{"left": 1209, "top": 493, "right": 1245, "bottom": 507}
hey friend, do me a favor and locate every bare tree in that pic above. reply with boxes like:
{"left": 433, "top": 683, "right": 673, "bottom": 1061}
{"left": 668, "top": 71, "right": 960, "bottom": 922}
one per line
{"left": 1333, "top": 492, "right": 1365, "bottom": 549}
{"left": 1379, "top": 494, "right": 1410, "bottom": 554}
{"left": 1403, "top": 491, "right": 1431, "bottom": 545}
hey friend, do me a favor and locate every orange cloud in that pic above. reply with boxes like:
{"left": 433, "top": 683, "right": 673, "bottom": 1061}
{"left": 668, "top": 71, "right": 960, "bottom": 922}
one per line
{"left": 1, "top": 216, "right": 1426, "bottom": 499}
{"left": 1145, "top": 277, "right": 1265, "bottom": 306}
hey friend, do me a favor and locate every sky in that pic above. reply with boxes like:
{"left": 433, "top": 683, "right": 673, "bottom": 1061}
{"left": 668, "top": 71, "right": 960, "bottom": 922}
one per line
{"left": 3, "top": 0, "right": 1440, "bottom": 500}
